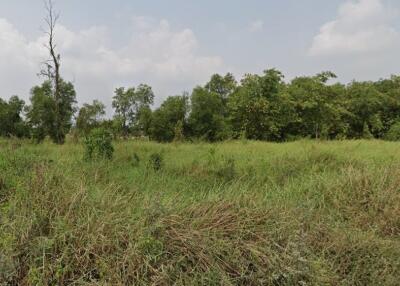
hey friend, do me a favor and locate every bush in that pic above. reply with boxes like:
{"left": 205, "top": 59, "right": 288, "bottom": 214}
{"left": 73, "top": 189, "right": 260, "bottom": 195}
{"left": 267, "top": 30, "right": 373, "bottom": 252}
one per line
{"left": 149, "top": 152, "right": 163, "bottom": 171}
{"left": 385, "top": 121, "right": 400, "bottom": 141}
{"left": 84, "top": 128, "right": 114, "bottom": 160}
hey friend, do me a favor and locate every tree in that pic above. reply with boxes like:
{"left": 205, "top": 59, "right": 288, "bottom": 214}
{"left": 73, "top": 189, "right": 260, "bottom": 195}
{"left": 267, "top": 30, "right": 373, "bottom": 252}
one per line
{"left": 373, "top": 75, "right": 400, "bottom": 135}
{"left": 228, "top": 69, "right": 296, "bottom": 140}
{"left": 346, "top": 81, "right": 388, "bottom": 138}
{"left": 34, "top": 0, "right": 76, "bottom": 144}
{"left": 26, "top": 80, "right": 76, "bottom": 143}
{"left": 76, "top": 100, "right": 106, "bottom": 135}
{"left": 136, "top": 106, "right": 153, "bottom": 137}
{"left": 26, "top": 82, "right": 54, "bottom": 142}
{"left": 385, "top": 121, "right": 400, "bottom": 141}
{"left": 205, "top": 73, "right": 237, "bottom": 102}
{"left": 173, "top": 120, "right": 185, "bottom": 142}
{"left": 0, "top": 96, "right": 29, "bottom": 138}
{"left": 286, "top": 72, "right": 349, "bottom": 139}
{"left": 149, "top": 95, "right": 189, "bottom": 142}
{"left": 112, "top": 84, "right": 154, "bottom": 137}
{"left": 189, "top": 87, "right": 228, "bottom": 141}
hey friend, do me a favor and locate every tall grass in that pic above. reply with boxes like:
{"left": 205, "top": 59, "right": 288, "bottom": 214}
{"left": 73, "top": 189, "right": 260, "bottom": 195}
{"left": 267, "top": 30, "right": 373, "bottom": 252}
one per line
{"left": 0, "top": 139, "right": 399, "bottom": 285}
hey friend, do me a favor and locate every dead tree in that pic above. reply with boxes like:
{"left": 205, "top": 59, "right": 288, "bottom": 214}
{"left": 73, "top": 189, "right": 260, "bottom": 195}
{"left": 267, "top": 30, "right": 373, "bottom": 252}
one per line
{"left": 40, "top": 0, "right": 63, "bottom": 144}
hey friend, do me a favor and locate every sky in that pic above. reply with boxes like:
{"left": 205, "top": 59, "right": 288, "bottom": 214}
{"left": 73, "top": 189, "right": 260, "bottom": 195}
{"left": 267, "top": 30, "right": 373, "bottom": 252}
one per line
{"left": 1, "top": 0, "right": 400, "bottom": 112}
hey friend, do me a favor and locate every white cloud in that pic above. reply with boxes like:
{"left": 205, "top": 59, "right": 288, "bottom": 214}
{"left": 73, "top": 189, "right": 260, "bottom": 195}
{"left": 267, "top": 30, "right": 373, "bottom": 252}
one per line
{"left": 0, "top": 19, "right": 46, "bottom": 102}
{"left": 309, "top": 0, "right": 400, "bottom": 56}
{"left": 0, "top": 17, "right": 225, "bottom": 111}
{"left": 249, "top": 20, "right": 264, "bottom": 32}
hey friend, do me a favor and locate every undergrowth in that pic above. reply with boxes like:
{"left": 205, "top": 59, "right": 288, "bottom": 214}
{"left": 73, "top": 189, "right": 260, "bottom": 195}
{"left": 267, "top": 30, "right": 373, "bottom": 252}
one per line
{"left": 0, "top": 139, "right": 399, "bottom": 285}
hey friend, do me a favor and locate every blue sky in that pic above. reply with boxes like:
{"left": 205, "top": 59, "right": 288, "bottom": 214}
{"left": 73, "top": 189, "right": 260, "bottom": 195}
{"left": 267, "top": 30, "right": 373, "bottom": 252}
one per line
{"left": 1, "top": 0, "right": 400, "bottom": 111}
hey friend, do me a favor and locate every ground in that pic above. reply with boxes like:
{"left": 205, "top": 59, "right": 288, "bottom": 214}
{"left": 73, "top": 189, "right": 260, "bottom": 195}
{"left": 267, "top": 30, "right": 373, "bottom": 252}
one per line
{"left": 0, "top": 139, "right": 399, "bottom": 285}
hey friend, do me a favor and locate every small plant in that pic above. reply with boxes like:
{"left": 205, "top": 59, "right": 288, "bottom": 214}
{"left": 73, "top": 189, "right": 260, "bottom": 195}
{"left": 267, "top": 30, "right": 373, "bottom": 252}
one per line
{"left": 149, "top": 152, "right": 163, "bottom": 171}
{"left": 84, "top": 128, "right": 114, "bottom": 160}
{"left": 137, "top": 235, "right": 164, "bottom": 261}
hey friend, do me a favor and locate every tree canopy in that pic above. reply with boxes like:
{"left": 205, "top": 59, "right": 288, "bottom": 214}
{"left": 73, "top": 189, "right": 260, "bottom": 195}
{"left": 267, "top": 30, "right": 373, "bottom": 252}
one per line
{"left": 112, "top": 84, "right": 154, "bottom": 137}
{"left": 3, "top": 69, "right": 400, "bottom": 143}
{"left": 26, "top": 80, "right": 76, "bottom": 143}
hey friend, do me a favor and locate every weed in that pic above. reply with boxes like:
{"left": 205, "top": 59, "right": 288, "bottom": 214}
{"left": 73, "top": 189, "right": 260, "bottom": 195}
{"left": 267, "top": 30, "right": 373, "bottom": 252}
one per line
{"left": 84, "top": 128, "right": 114, "bottom": 160}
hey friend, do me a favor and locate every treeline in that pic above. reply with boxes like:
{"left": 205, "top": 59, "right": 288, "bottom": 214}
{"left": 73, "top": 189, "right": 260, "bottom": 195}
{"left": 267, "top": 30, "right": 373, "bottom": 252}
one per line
{"left": 2, "top": 69, "right": 400, "bottom": 143}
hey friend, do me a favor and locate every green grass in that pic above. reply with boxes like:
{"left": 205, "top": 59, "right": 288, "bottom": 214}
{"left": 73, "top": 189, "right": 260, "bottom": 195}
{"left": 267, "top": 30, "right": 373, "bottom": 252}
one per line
{"left": 0, "top": 138, "right": 399, "bottom": 285}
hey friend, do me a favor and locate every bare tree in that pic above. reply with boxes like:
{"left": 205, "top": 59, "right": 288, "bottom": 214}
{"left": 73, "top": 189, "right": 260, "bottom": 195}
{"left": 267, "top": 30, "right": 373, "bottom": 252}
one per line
{"left": 40, "top": 0, "right": 63, "bottom": 143}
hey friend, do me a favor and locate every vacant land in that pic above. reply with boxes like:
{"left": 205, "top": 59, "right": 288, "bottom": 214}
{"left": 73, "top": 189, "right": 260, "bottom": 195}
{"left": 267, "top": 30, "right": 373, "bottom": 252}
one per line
{"left": 0, "top": 139, "right": 399, "bottom": 285}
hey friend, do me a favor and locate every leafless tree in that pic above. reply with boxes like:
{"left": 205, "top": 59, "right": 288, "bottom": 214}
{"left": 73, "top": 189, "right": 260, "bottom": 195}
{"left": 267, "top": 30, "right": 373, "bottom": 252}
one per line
{"left": 40, "top": 0, "right": 63, "bottom": 143}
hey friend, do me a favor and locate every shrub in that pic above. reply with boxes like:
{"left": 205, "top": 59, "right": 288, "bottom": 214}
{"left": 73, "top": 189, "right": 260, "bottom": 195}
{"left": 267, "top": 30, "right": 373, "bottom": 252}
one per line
{"left": 149, "top": 152, "right": 163, "bottom": 171}
{"left": 84, "top": 128, "right": 114, "bottom": 160}
{"left": 385, "top": 121, "right": 400, "bottom": 141}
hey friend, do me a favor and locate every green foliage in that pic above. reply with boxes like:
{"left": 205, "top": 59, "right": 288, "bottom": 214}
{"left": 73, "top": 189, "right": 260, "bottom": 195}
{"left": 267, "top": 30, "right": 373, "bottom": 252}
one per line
{"left": 140, "top": 70, "right": 400, "bottom": 142}
{"left": 385, "top": 121, "right": 400, "bottom": 141}
{"left": 205, "top": 73, "right": 237, "bottom": 105}
{"left": 149, "top": 95, "right": 188, "bottom": 142}
{"left": 0, "top": 96, "right": 29, "bottom": 138}
{"left": 26, "top": 80, "right": 76, "bottom": 144}
{"left": 229, "top": 69, "right": 295, "bottom": 140}
{"left": 3, "top": 69, "right": 400, "bottom": 143}
{"left": 363, "top": 122, "right": 374, "bottom": 139}
{"left": 136, "top": 106, "right": 153, "bottom": 136}
{"left": 189, "top": 87, "right": 228, "bottom": 141}
{"left": 112, "top": 84, "right": 154, "bottom": 137}
{"left": 346, "top": 81, "right": 390, "bottom": 138}
{"left": 173, "top": 120, "right": 185, "bottom": 142}
{"left": 148, "top": 152, "right": 163, "bottom": 171}
{"left": 84, "top": 128, "right": 114, "bottom": 160}
{"left": 287, "top": 72, "right": 349, "bottom": 139}
{"left": 76, "top": 100, "right": 106, "bottom": 136}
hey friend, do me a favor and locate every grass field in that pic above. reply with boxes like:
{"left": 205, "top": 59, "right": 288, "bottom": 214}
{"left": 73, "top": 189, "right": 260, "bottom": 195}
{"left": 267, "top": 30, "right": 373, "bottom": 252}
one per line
{"left": 0, "top": 139, "right": 399, "bottom": 285}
